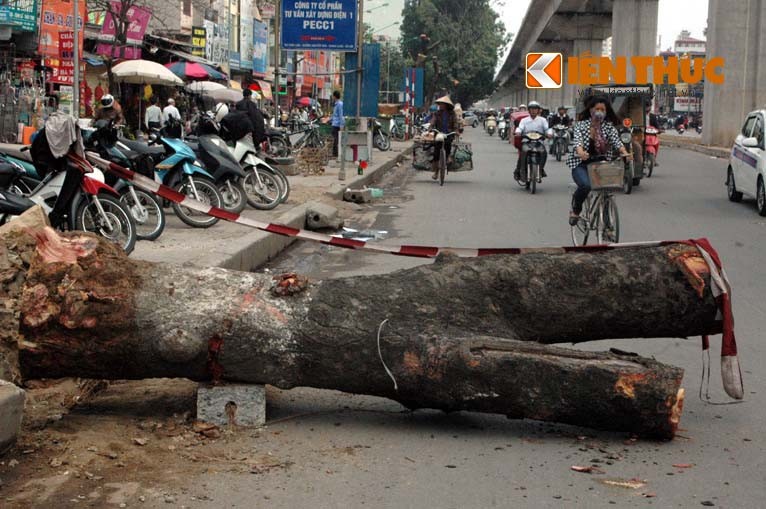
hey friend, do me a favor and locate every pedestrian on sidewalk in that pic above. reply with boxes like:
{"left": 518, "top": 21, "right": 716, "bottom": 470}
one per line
{"left": 145, "top": 96, "right": 162, "bottom": 132}
{"left": 162, "top": 98, "right": 182, "bottom": 138}
{"left": 331, "top": 90, "right": 344, "bottom": 157}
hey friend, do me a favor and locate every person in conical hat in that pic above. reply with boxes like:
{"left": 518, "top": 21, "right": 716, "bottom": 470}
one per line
{"left": 435, "top": 95, "right": 454, "bottom": 109}
{"left": 430, "top": 95, "right": 461, "bottom": 180}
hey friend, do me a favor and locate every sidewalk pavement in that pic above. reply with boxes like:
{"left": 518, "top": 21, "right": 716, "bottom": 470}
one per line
{"left": 660, "top": 133, "right": 731, "bottom": 159}
{"left": 131, "top": 140, "right": 413, "bottom": 271}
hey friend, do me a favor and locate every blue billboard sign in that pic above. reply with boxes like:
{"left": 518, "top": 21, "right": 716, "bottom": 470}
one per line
{"left": 280, "top": 0, "right": 357, "bottom": 51}
{"left": 253, "top": 19, "right": 269, "bottom": 75}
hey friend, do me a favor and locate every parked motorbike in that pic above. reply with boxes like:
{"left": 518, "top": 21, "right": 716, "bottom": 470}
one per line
{"left": 695, "top": 125, "right": 702, "bottom": 134}
{"left": 675, "top": 124, "right": 686, "bottom": 135}
{"left": 517, "top": 131, "right": 546, "bottom": 194}
{"left": 497, "top": 118, "right": 507, "bottom": 140}
{"left": 0, "top": 138, "right": 137, "bottom": 254}
{"left": 643, "top": 126, "right": 661, "bottom": 178}
{"left": 372, "top": 119, "right": 391, "bottom": 151}
{"left": 551, "top": 125, "right": 569, "bottom": 162}
{"left": 83, "top": 119, "right": 166, "bottom": 241}
{"left": 226, "top": 129, "right": 287, "bottom": 211}
{"left": 118, "top": 129, "right": 223, "bottom": 228}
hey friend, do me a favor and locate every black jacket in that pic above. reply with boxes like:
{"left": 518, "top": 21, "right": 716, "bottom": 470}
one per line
{"left": 647, "top": 113, "right": 661, "bottom": 129}
{"left": 549, "top": 113, "right": 571, "bottom": 127}
{"left": 235, "top": 99, "right": 266, "bottom": 144}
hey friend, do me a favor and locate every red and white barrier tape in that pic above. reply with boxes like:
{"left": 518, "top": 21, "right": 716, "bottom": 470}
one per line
{"left": 85, "top": 151, "right": 743, "bottom": 399}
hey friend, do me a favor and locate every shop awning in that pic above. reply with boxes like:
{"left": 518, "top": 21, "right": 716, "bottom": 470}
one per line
{"left": 83, "top": 52, "right": 105, "bottom": 66}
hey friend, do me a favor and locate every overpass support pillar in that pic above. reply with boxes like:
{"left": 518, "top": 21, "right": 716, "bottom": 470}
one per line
{"left": 571, "top": 38, "right": 604, "bottom": 103}
{"left": 702, "top": 0, "right": 766, "bottom": 147}
{"left": 611, "top": 0, "right": 658, "bottom": 82}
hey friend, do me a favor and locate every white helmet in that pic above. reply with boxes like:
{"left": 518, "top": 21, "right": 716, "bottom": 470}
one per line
{"left": 100, "top": 94, "right": 114, "bottom": 108}
{"left": 518, "top": 104, "right": 527, "bottom": 110}
{"left": 214, "top": 102, "right": 229, "bottom": 123}
{"left": 528, "top": 101, "right": 541, "bottom": 109}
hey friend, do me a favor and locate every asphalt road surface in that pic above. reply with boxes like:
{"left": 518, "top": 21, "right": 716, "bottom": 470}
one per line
{"left": 170, "top": 128, "right": 765, "bottom": 508}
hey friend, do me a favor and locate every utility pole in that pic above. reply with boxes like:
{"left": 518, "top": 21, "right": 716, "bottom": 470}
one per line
{"left": 274, "top": 0, "right": 281, "bottom": 109}
{"left": 355, "top": 0, "right": 363, "bottom": 123}
{"left": 73, "top": 0, "right": 79, "bottom": 118}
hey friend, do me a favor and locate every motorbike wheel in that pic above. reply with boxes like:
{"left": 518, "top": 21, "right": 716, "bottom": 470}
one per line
{"left": 269, "top": 138, "right": 291, "bottom": 157}
{"left": 374, "top": 133, "right": 391, "bottom": 151}
{"left": 555, "top": 141, "right": 563, "bottom": 161}
{"left": 529, "top": 165, "right": 537, "bottom": 195}
{"left": 243, "top": 167, "right": 282, "bottom": 210}
{"left": 218, "top": 179, "right": 248, "bottom": 214}
{"left": 623, "top": 162, "right": 633, "bottom": 195}
{"left": 171, "top": 177, "right": 222, "bottom": 228}
{"left": 645, "top": 152, "right": 655, "bottom": 178}
{"left": 76, "top": 193, "right": 137, "bottom": 254}
{"left": 119, "top": 188, "right": 165, "bottom": 241}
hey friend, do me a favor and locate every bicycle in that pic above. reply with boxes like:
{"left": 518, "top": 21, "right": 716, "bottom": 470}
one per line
{"left": 290, "top": 122, "right": 325, "bottom": 151}
{"left": 390, "top": 122, "right": 406, "bottom": 141}
{"left": 570, "top": 157, "right": 627, "bottom": 245}
{"left": 430, "top": 130, "right": 458, "bottom": 186}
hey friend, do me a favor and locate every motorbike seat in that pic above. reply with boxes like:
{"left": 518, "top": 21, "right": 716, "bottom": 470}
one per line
{"left": 0, "top": 188, "right": 35, "bottom": 215}
{"left": 118, "top": 137, "right": 165, "bottom": 156}
{"left": 0, "top": 162, "right": 23, "bottom": 188}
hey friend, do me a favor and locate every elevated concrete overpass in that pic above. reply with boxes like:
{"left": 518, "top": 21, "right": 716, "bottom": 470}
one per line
{"left": 490, "top": 0, "right": 766, "bottom": 147}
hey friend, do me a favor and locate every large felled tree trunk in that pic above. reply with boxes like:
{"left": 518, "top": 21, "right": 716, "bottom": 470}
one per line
{"left": 2, "top": 224, "right": 726, "bottom": 438}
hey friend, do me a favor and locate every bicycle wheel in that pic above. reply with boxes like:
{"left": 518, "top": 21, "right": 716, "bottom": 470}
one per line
{"left": 570, "top": 194, "right": 593, "bottom": 246}
{"left": 439, "top": 147, "right": 446, "bottom": 186}
{"left": 600, "top": 194, "right": 620, "bottom": 244}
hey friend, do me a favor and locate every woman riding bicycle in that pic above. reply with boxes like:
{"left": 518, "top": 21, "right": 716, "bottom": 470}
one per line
{"left": 430, "top": 95, "right": 461, "bottom": 180}
{"left": 567, "top": 95, "right": 629, "bottom": 225}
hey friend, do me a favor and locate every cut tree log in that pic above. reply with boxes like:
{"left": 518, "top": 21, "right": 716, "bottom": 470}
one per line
{"left": 2, "top": 224, "right": 729, "bottom": 438}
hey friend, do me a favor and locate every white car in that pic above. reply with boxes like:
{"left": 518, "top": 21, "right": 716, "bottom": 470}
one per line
{"left": 727, "top": 109, "right": 766, "bottom": 215}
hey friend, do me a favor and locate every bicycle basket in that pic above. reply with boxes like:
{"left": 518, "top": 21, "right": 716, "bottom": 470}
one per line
{"left": 587, "top": 161, "right": 624, "bottom": 190}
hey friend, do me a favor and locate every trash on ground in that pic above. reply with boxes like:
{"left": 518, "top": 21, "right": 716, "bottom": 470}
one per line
{"left": 334, "top": 227, "right": 388, "bottom": 241}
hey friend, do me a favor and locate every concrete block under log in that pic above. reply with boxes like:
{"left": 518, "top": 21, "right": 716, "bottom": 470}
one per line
{"left": 0, "top": 380, "right": 25, "bottom": 454}
{"left": 343, "top": 188, "right": 373, "bottom": 203}
{"left": 305, "top": 202, "right": 344, "bottom": 230}
{"left": 197, "top": 384, "right": 266, "bottom": 427}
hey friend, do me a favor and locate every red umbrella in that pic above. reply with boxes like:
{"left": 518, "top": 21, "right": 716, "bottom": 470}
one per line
{"left": 295, "top": 96, "right": 311, "bottom": 107}
{"left": 164, "top": 61, "right": 227, "bottom": 81}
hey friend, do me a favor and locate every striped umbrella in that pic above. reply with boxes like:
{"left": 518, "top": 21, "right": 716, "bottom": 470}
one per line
{"left": 164, "top": 61, "right": 227, "bottom": 81}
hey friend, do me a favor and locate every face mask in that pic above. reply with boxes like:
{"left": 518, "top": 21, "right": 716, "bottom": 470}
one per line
{"left": 592, "top": 110, "right": 606, "bottom": 121}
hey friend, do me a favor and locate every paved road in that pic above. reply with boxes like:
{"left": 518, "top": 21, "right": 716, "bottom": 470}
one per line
{"left": 173, "top": 128, "right": 765, "bottom": 508}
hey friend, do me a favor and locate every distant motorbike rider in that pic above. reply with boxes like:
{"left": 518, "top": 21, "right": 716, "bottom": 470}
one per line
{"left": 514, "top": 101, "right": 551, "bottom": 180}
{"left": 430, "top": 95, "right": 461, "bottom": 180}
{"left": 548, "top": 105, "right": 572, "bottom": 154}
{"left": 549, "top": 105, "right": 571, "bottom": 128}
{"left": 645, "top": 104, "right": 661, "bottom": 166}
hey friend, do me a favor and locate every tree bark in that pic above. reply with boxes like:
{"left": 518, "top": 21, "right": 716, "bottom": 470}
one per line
{"left": 4, "top": 226, "right": 721, "bottom": 438}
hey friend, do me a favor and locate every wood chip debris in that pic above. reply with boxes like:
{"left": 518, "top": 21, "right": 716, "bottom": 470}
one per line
{"left": 599, "top": 478, "right": 647, "bottom": 489}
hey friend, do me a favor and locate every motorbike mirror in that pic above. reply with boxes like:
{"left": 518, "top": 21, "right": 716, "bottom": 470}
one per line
{"left": 742, "top": 137, "right": 760, "bottom": 148}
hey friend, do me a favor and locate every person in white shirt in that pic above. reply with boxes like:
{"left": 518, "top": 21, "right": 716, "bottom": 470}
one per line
{"left": 162, "top": 98, "right": 182, "bottom": 138}
{"left": 145, "top": 96, "right": 162, "bottom": 131}
{"left": 514, "top": 100, "right": 552, "bottom": 180}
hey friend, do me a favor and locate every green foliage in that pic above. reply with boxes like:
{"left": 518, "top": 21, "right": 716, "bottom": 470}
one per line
{"left": 400, "top": 0, "right": 510, "bottom": 107}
